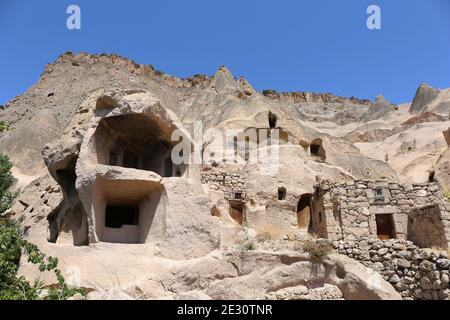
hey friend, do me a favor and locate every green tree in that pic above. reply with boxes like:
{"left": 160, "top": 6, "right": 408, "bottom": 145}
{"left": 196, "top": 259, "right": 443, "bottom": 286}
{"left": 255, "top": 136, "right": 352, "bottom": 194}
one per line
{"left": 0, "top": 154, "right": 85, "bottom": 300}
{"left": 0, "top": 154, "right": 14, "bottom": 215}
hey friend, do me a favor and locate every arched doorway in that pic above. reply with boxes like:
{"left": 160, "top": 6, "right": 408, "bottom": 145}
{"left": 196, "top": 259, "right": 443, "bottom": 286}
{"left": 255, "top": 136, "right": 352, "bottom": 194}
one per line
{"left": 297, "top": 194, "right": 313, "bottom": 232}
{"left": 310, "top": 138, "right": 326, "bottom": 161}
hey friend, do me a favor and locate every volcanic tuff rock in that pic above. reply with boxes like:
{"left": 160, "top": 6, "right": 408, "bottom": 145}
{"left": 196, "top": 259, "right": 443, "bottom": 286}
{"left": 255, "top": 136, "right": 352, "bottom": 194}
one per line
{"left": 409, "top": 83, "right": 440, "bottom": 114}
{"left": 2, "top": 52, "right": 450, "bottom": 300}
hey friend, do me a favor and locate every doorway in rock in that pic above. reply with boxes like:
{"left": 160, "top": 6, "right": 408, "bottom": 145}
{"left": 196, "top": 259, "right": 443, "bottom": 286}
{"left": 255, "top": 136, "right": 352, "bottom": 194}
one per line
{"left": 229, "top": 201, "right": 245, "bottom": 225}
{"left": 297, "top": 194, "right": 313, "bottom": 231}
{"left": 376, "top": 214, "right": 396, "bottom": 240}
{"left": 105, "top": 205, "right": 139, "bottom": 228}
{"left": 102, "top": 201, "right": 140, "bottom": 243}
{"left": 310, "top": 138, "right": 326, "bottom": 161}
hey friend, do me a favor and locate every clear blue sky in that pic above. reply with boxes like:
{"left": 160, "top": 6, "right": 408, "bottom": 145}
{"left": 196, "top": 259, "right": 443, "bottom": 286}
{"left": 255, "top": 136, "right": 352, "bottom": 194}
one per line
{"left": 1, "top": 0, "right": 449, "bottom": 105}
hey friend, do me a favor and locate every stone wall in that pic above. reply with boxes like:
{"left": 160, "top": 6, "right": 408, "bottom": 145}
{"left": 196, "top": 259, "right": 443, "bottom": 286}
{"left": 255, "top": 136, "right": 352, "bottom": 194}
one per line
{"left": 317, "top": 180, "right": 450, "bottom": 248}
{"left": 333, "top": 238, "right": 449, "bottom": 300}
{"left": 201, "top": 172, "right": 246, "bottom": 201}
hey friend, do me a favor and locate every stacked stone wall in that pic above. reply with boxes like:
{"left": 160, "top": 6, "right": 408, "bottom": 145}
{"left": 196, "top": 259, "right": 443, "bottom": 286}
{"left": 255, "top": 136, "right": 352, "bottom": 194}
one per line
{"left": 333, "top": 238, "right": 449, "bottom": 300}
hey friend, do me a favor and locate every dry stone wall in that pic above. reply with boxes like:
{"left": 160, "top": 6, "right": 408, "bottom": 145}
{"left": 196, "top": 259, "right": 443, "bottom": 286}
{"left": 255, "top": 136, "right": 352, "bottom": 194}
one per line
{"left": 333, "top": 238, "right": 449, "bottom": 300}
{"left": 201, "top": 172, "right": 246, "bottom": 201}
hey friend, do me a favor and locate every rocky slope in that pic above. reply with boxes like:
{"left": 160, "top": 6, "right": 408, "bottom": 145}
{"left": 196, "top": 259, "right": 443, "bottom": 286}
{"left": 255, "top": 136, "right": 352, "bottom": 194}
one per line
{"left": 1, "top": 52, "right": 450, "bottom": 300}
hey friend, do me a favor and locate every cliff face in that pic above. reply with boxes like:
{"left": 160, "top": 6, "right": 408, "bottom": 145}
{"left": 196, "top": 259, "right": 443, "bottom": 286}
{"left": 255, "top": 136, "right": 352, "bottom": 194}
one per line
{"left": 263, "top": 90, "right": 372, "bottom": 106}
{"left": 1, "top": 52, "right": 450, "bottom": 300}
{"left": 0, "top": 52, "right": 395, "bottom": 180}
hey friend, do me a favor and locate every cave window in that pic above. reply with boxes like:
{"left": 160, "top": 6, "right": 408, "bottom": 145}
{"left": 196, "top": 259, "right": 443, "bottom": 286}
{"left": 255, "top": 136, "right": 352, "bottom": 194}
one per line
{"left": 233, "top": 192, "right": 244, "bottom": 200}
{"left": 105, "top": 205, "right": 139, "bottom": 229}
{"left": 429, "top": 171, "right": 435, "bottom": 183}
{"left": 278, "top": 187, "right": 286, "bottom": 200}
{"left": 123, "top": 150, "right": 139, "bottom": 169}
{"left": 109, "top": 151, "right": 118, "bottom": 166}
{"left": 268, "top": 111, "right": 277, "bottom": 129}
{"left": 376, "top": 214, "right": 396, "bottom": 240}
{"left": 310, "top": 139, "right": 326, "bottom": 161}
{"left": 310, "top": 144, "right": 320, "bottom": 156}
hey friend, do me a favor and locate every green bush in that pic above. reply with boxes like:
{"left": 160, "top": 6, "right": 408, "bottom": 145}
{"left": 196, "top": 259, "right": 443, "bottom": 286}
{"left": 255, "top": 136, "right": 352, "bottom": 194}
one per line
{"left": 0, "top": 121, "right": 10, "bottom": 132}
{"left": 302, "top": 240, "right": 333, "bottom": 261}
{"left": 262, "top": 89, "right": 277, "bottom": 96}
{"left": 0, "top": 154, "right": 85, "bottom": 300}
{"left": 0, "top": 154, "right": 14, "bottom": 216}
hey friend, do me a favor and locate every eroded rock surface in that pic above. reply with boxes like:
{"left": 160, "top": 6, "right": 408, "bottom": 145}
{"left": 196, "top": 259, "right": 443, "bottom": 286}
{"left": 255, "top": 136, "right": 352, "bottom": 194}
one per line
{"left": 2, "top": 52, "right": 450, "bottom": 300}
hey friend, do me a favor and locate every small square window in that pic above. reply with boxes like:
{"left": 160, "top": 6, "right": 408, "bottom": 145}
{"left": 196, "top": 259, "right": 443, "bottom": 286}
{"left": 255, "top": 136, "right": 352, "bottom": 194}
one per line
{"left": 374, "top": 188, "right": 383, "bottom": 197}
{"left": 374, "top": 188, "right": 385, "bottom": 202}
{"left": 233, "top": 192, "right": 243, "bottom": 200}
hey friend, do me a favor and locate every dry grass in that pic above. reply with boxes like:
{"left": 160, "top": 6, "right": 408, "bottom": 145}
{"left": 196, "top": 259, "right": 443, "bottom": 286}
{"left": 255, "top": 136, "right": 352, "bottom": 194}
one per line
{"left": 302, "top": 240, "right": 333, "bottom": 261}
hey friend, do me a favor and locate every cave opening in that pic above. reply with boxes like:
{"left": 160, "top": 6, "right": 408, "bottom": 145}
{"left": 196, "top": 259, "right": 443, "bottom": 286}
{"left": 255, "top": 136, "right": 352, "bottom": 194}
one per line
{"left": 105, "top": 205, "right": 139, "bottom": 229}
{"left": 310, "top": 138, "right": 326, "bottom": 161}
{"left": 278, "top": 187, "right": 286, "bottom": 200}
{"left": 95, "top": 114, "right": 183, "bottom": 177}
{"left": 229, "top": 201, "right": 245, "bottom": 225}
{"left": 268, "top": 111, "right": 277, "bottom": 129}
{"left": 297, "top": 194, "right": 313, "bottom": 231}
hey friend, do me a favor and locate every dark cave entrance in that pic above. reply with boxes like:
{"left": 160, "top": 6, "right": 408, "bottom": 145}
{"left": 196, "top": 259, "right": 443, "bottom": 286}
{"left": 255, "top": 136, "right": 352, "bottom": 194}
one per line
{"left": 268, "top": 111, "right": 277, "bottom": 129}
{"left": 297, "top": 194, "right": 313, "bottom": 231}
{"left": 278, "top": 187, "right": 287, "bottom": 200}
{"left": 310, "top": 138, "right": 326, "bottom": 161}
{"left": 229, "top": 201, "right": 245, "bottom": 225}
{"left": 105, "top": 205, "right": 139, "bottom": 229}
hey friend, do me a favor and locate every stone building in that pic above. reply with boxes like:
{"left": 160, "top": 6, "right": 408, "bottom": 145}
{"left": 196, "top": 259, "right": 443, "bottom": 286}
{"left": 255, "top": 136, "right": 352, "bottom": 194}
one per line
{"left": 311, "top": 180, "right": 450, "bottom": 249}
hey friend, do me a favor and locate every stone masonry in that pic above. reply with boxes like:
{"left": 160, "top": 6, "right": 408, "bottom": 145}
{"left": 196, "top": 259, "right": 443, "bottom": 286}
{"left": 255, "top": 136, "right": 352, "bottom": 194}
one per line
{"left": 201, "top": 172, "right": 246, "bottom": 201}
{"left": 317, "top": 180, "right": 450, "bottom": 248}
{"left": 333, "top": 238, "right": 449, "bottom": 300}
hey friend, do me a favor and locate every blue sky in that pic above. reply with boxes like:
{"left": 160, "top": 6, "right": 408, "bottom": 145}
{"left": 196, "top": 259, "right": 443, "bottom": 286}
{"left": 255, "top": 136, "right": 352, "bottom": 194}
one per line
{"left": 0, "top": 0, "right": 449, "bottom": 105}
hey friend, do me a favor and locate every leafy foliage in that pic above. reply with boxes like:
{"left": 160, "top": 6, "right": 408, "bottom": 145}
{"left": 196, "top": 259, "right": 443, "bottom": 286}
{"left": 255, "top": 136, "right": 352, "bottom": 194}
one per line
{"left": 0, "top": 154, "right": 86, "bottom": 300}
{"left": 0, "top": 121, "right": 11, "bottom": 133}
{"left": 0, "top": 155, "right": 14, "bottom": 216}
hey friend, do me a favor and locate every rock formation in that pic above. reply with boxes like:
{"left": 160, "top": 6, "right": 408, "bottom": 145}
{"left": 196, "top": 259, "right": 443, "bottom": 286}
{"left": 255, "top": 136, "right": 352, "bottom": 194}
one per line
{"left": 1, "top": 52, "right": 450, "bottom": 300}
{"left": 359, "top": 95, "right": 396, "bottom": 123}
{"left": 409, "top": 83, "right": 440, "bottom": 114}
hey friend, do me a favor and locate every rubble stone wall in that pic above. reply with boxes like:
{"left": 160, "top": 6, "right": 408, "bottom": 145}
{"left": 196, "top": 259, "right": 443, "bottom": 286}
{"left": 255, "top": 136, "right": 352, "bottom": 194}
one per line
{"left": 333, "top": 238, "right": 450, "bottom": 300}
{"left": 201, "top": 172, "right": 246, "bottom": 200}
